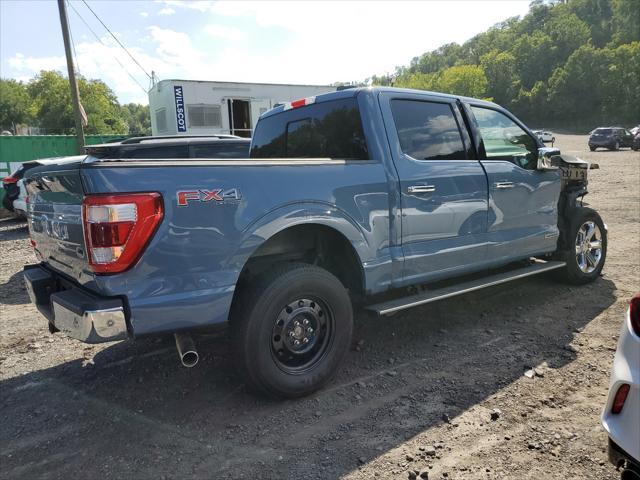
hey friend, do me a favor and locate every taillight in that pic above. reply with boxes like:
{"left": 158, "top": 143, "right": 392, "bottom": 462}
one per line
{"left": 83, "top": 193, "right": 163, "bottom": 274}
{"left": 630, "top": 293, "right": 640, "bottom": 336}
{"left": 611, "top": 384, "right": 630, "bottom": 414}
{"left": 2, "top": 176, "right": 18, "bottom": 185}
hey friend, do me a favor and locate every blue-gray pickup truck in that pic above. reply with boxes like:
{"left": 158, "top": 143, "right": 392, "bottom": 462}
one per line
{"left": 23, "top": 87, "right": 606, "bottom": 398}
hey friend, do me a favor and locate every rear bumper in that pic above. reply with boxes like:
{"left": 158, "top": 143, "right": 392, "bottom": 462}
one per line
{"left": 23, "top": 264, "right": 128, "bottom": 344}
{"left": 608, "top": 438, "right": 640, "bottom": 472}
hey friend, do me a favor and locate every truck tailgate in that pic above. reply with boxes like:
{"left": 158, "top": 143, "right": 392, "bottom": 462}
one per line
{"left": 25, "top": 159, "right": 90, "bottom": 282}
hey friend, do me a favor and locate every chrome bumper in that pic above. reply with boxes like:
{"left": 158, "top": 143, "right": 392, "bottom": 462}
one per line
{"left": 23, "top": 265, "right": 128, "bottom": 344}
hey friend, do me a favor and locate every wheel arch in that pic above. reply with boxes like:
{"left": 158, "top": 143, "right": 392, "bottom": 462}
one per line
{"left": 226, "top": 203, "right": 372, "bottom": 301}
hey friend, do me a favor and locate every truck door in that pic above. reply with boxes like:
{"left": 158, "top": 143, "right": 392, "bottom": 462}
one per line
{"left": 466, "top": 104, "right": 561, "bottom": 263}
{"left": 378, "top": 91, "right": 489, "bottom": 285}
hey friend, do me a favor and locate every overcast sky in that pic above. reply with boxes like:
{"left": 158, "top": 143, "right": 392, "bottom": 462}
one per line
{"left": 1, "top": 0, "right": 530, "bottom": 105}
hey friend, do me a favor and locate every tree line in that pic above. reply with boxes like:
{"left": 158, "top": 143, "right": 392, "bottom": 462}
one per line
{"left": 370, "top": 0, "right": 639, "bottom": 130}
{"left": 0, "top": 70, "right": 150, "bottom": 135}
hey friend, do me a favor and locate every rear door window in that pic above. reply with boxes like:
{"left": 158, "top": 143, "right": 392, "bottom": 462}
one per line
{"left": 251, "top": 98, "right": 369, "bottom": 159}
{"left": 390, "top": 100, "right": 466, "bottom": 160}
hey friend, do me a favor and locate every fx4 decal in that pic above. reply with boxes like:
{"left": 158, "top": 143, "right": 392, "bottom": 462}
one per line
{"left": 177, "top": 188, "right": 242, "bottom": 206}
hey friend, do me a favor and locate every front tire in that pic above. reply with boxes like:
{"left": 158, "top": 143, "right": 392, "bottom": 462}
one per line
{"left": 554, "top": 207, "right": 607, "bottom": 285}
{"left": 231, "top": 263, "right": 353, "bottom": 398}
{"left": 589, "top": 145, "right": 596, "bottom": 151}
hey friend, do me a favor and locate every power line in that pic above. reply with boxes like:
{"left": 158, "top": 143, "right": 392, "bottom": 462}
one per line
{"left": 79, "top": 0, "right": 152, "bottom": 80}
{"left": 67, "top": 0, "right": 148, "bottom": 95}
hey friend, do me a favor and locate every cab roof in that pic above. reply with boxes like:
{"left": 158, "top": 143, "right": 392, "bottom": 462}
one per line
{"left": 259, "top": 86, "right": 499, "bottom": 120}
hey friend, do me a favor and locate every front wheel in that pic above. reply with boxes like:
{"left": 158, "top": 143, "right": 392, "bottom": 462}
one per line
{"left": 554, "top": 207, "right": 607, "bottom": 285}
{"left": 231, "top": 263, "right": 353, "bottom": 398}
{"left": 589, "top": 145, "right": 596, "bottom": 151}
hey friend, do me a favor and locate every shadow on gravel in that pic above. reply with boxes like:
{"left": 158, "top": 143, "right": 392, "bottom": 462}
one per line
{"left": 0, "top": 217, "right": 28, "bottom": 244}
{"left": 0, "top": 275, "right": 617, "bottom": 480}
{"left": 0, "top": 270, "right": 30, "bottom": 305}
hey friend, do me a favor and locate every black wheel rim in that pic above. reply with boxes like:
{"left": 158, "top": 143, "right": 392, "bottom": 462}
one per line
{"left": 270, "top": 297, "right": 334, "bottom": 374}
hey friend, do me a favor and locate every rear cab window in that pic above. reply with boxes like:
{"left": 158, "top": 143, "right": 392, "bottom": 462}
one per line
{"left": 250, "top": 98, "right": 369, "bottom": 159}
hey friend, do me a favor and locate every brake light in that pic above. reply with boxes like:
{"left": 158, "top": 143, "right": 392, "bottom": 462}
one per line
{"left": 611, "top": 384, "right": 630, "bottom": 414}
{"left": 630, "top": 293, "right": 640, "bottom": 336}
{"left": 2, "top": 176, "right": 18, "bottom": 184}
{"left": 83, "top": 193, "right": 163, "bottom": 274}
{"left": 283, "top": 96, "right": 316, "bottom": 110}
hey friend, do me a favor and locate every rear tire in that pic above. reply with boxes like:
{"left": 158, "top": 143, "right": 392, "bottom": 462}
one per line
{"left": 231, "top": 262, "right": 353, "bottom": 398}
{"left": 554, "top": 207, "right": 607, "bottom": 285}
{"left": 589, "top": 145, "right": 596, "bottom": 151}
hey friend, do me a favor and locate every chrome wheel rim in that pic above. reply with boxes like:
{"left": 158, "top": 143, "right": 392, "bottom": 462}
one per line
{"left": 270, "top": 297, "right": 333, "bottom": 373}
{"left": 575, "top": 221, "right": 602, "bottom": 273}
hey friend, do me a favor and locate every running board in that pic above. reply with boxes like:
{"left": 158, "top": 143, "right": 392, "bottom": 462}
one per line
{"left": 366, "top": 260, "right": 566, "bottom": 316}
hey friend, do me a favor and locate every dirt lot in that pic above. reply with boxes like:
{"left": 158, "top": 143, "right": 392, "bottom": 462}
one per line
{"left": 1, "top": 134, "right": 638, "bottom": 480}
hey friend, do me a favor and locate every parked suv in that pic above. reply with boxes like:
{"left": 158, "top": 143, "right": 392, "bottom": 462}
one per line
{"left": 588, "top": 127, "right": 634, "bottom": 151}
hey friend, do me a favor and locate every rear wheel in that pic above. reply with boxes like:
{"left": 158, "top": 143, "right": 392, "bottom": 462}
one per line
{"left": 589, "top": 145, "right": 596, "bottom": 151}
{"left": 231, "top": 263, "right": 353, "bottom": 398}
{"left": 554, "top": 207, "right": 607, "bottom": 285}
{"left": 613, "top": 140, "right": 620, "bottom": 151}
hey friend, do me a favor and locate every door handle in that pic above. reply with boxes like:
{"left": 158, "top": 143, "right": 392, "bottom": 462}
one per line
{"left": 494, "top": 182, "right": 515, "bottom": 189}
{"left": 408, "top": 185, "right": 436, "bottom": 194}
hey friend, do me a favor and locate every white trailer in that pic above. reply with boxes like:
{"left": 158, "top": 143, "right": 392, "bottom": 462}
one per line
{"left": 148, "top": 79, "right": 336, "bottom": 138}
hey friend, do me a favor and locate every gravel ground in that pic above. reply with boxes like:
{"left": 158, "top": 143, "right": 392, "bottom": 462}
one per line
{"left": 1, "top": 134, "right": 638, "bottom": 480}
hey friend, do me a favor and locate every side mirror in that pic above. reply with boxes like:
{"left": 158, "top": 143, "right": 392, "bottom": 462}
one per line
{"left": 537, "top": 146, "right": 561, "bottom": 170}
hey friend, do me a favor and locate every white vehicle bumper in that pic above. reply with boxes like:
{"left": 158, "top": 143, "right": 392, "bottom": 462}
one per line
{"left": 602, "top": 307, "right": 640, "bottom": 471}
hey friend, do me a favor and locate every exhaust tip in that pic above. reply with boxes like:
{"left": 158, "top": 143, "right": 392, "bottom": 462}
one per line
{"left": 174, "top": 333, "right": 199, "bottom": 368}
{"left": 180, "top": 350, "right": 199, "bottom": 368}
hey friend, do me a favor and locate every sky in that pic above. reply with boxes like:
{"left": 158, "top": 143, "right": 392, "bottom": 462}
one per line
{"left": 0, "top": 0, "right": 531, "bottom": 105}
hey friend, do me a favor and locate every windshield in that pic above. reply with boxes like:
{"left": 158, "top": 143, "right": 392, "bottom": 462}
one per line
{"left": 593, "top": 128, "right": 613, "bottom": 134}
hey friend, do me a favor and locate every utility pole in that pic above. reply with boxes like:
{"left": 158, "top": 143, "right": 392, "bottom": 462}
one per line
{"left": 57, "top": 0, "right": 85, "bottom": 153}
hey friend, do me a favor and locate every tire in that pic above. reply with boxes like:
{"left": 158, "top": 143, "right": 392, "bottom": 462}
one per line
{"left": 554, "top": 207, "right": 607, "bottom": 285}
{"left": 613, "top": 141, "right": 620, "bottom": 151}
{"left": 231, "top": 262, "right": 353, "bottom": 398}
{"left": 589, "top": 146, "right": 596, "bottom": 151}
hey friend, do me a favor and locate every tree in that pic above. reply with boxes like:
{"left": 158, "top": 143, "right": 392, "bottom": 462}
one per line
{"left": 611, "top": 0, "right": 640, "bottom": 45}
{"left": 480, "top": 50, "right": 518, "bottom": 106}
{"left": 27, "top": 70, "right": 127, "bottom": 134}
{"left": 0, "top": 79, "right": 33, "bottom": 132}
{"left": 120, "top": 103, "right": 151, "bottom": 135}
{"left": 396, "top": 65, "right": 488, "bottom": 99}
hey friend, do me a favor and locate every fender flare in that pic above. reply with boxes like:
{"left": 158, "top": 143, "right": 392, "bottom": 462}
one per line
{"left": 223, "top": 201, "right": 373, "bottom": 284}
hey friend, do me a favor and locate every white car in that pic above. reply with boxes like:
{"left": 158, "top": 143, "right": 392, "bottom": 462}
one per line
{"left": 602, "top": 293, "right": 640, "bottom": 478}
{"left": 532, "top": 129, "right": 556, "bottom": 143}
{"left": 11, "top": 178, "right": 28, "bottom": 216}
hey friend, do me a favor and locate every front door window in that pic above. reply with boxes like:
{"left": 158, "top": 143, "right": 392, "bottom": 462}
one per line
{"left": 471, "top": 107, "right": 538, "bottom": 170}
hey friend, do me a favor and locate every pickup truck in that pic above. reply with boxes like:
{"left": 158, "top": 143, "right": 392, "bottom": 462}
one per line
{"left": 23, "top": 87, "right": 607, "bottom": 398}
